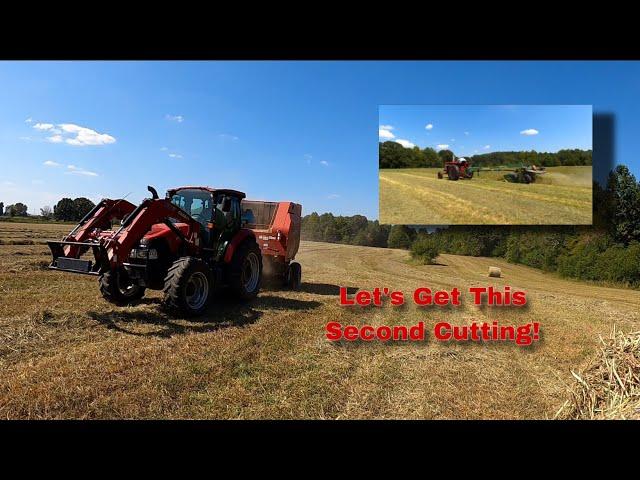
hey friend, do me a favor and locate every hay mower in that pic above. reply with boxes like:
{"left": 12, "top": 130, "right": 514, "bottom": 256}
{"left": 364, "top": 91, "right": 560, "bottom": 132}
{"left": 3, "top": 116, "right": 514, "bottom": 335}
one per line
{"left": 437, "top": 158, "right": 546, "bottom": 184}
{"left": 47, "top": 186, "right": 302, "bottom": 316}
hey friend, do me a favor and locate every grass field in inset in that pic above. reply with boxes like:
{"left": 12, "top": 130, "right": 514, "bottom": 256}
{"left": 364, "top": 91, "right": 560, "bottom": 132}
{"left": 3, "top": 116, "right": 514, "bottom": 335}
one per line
{"left": 1, "top": 222, "right": 638, "bottom": 419}
{"left": 379, "top": 166, "right": 593, "bottom": 225}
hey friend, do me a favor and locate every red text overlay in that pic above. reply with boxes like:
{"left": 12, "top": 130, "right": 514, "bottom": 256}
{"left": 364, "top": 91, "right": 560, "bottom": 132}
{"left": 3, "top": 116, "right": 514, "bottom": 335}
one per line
{"left": 327, "top": 286, "right": 540, "bottom": 347}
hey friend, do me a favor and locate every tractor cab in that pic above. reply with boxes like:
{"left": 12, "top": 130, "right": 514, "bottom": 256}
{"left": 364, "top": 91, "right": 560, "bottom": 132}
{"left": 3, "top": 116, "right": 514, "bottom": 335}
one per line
{"left": 167, "top": 187, "right": 246, "bottom": 250}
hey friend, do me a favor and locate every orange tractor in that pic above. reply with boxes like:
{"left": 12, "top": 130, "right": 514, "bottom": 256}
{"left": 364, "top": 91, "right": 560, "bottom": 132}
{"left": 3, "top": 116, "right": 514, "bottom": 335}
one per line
{"left": 48, "top": 186, "right": 302, "bottom": 316}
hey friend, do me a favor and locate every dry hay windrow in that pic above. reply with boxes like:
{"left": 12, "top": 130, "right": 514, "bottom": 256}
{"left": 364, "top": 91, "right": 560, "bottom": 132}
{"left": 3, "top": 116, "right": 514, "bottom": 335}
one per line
{"left": 555, "top": 328, "right": 640, "bottom": 419}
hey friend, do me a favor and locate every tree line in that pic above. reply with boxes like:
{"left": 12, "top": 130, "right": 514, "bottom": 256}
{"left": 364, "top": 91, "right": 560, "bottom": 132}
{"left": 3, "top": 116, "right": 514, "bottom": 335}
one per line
{"left": 0, "top": 197, "right": 96, "bottom": 222}
{"left": 378, "top": 140, "right": 592, "bottom": 169}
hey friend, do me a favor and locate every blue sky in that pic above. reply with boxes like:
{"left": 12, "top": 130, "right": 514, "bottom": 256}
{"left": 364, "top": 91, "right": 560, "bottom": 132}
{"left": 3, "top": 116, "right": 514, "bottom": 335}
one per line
{"left": 379, "top": 105, "right": 592, "bottom": 156}
{"left": 0, "top": 61, "right": 639, "bottom": 219}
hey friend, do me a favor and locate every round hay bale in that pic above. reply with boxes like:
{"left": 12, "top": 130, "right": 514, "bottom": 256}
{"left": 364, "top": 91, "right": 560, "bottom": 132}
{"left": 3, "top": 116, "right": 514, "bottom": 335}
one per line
{"left": 488, "top": 266, "right": 501, "bottom": 278}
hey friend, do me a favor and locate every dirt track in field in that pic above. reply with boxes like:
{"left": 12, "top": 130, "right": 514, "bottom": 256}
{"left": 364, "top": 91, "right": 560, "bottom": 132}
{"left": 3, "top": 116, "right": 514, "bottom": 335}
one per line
{"left": 379, "top": 167, "right": 593, "bottom": 225}
{"left": 1, "top": 223, "right": 637, "bottom": 419}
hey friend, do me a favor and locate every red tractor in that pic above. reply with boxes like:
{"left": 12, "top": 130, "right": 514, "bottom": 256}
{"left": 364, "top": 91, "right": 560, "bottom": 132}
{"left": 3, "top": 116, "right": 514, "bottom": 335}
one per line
{"left": 48, "top": 186, "right": 302, "bottom": 316}
{"left": 437, "top": 158, "right": 475, "bottom": 181}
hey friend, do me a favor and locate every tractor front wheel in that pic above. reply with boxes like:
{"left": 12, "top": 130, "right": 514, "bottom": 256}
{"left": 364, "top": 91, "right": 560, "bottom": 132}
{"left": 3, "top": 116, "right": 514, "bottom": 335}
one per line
{"left": 162, "top": 257, "right": 213, "bottom": 316}
{"left": 229, "top": 240, "right": 262, "bottom": 300}
{"left": 285, "top": 262, "right": 302, "bottom": 290}
{"left": 99, "top": 268, "right": 146, "bottom": 305}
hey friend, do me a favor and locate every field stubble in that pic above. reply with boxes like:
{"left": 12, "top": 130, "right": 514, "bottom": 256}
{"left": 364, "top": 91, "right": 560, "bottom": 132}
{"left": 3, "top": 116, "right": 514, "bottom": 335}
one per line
{"left": 1, "top": 222, "right": 638, "bottom": 419}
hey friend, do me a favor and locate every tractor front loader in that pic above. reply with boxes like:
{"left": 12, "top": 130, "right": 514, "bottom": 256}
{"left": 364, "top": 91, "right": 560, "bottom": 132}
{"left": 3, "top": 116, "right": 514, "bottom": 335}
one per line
{"left": 48, "top": 186, "right": 274, "bottom": 316}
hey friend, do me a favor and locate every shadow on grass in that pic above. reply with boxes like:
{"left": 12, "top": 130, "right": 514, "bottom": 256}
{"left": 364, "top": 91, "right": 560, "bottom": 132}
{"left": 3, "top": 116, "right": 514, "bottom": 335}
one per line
{"left": 88, "top": 294, "right": 322, "bottom": 338}
{"left": 298, "top": 283, "right": 359, "bottom": 296}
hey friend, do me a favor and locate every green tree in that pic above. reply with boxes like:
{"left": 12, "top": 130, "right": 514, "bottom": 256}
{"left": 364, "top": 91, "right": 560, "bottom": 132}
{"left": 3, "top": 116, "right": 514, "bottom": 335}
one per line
{"left": 6, "top": 203, "right": 28, "bottom": 216}
{"left": 607, "top": 165, "right": 640, "bottom": 245}
{"left": 54, "top": 198, "right": 77, "bottom": 221}
{"left": 410, "top": 234, "right": 440, "bottom": 264}
{"left": 437, "top": 149, "right": 454, "bottom": 164}
{"left": 72, "top": 197, "right": 95, "bottom": 220}
{"left": 387, "top": 225, "right": 415, "bottom": 249}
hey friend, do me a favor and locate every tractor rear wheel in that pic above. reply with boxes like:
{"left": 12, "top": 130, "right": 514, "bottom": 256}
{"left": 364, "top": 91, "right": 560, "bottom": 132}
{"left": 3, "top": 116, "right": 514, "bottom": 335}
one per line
{"left": 162, "top": 257, "right": 213, "bottom": 316}
{"left": 229, "top": 240, "right": 262, "bottom": 300}
{"left": 99, "top": 268, "right": 146, "bottom": 305}
{"left": 447, "top": 165, "right": 460, "bottom": 181}
{"left": 285, "top": 262, "right": 302, "bottom": 290}
{"left": 523, "top": 173, "right": 533, "bottom": 184}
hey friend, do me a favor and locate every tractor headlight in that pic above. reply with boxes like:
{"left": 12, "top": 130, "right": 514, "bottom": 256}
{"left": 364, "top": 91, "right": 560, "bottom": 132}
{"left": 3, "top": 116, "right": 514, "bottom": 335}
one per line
{"left": 130, "top": 248, "right": 158, "bottom": 260}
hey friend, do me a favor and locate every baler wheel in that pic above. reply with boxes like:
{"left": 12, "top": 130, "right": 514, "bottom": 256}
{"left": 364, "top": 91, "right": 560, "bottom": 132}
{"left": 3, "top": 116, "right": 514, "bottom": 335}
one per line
{"left": 286, "top": 262, "right": 302, "bottom": 290}
{"left": 229, "top": 240, "right": 262, "bottom": 301}
{"left": 99, "top": 269, "right": 146, "bottom": 305}
{"left": 437, "top": 171, "right": 443, "bottom": 179}
{"left": 162, "top": 257, "right": 213, "bottom": 316}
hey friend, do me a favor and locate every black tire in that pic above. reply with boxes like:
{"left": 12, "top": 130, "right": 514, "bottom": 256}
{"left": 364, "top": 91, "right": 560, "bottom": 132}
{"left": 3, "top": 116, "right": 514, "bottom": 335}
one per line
{"left": 466, "top": 170, "right": 474, "bottom": 179}
{"left": 99, "top": 268, "right": 146, "bottom": 305}
{"left": 437, "top": 171, "right": 443, "bottom": 179}
{"left": 286, "top": 262, "right": 302, "bottom": 290}
{"left": 447, "top": 165, "right": 460, "bottom": 181}
{"left": 523, "top": 173, "right": 533, "bottom": 184}
{"left": 229, "top": 240, "right": 262, "bottom": 300}
{"left": 162, "top": 257, "right": 213, "bottom": 316}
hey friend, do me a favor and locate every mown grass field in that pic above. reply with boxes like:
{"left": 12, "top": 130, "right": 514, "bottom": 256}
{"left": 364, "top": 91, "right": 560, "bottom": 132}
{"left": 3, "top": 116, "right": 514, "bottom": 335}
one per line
{"left": 379, "top": 166, "right": 593, "bottom": 225}
{"left": 1, "top": 222, "right": 638, "bottom": 419}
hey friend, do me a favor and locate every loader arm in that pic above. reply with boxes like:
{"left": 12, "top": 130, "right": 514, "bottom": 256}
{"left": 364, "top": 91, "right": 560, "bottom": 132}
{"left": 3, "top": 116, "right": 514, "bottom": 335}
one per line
{"left": 61, "top": 199, "right": 136, "bottom": 256}
{"left": 102, "top": 198, "right": 203, "bottom": 268}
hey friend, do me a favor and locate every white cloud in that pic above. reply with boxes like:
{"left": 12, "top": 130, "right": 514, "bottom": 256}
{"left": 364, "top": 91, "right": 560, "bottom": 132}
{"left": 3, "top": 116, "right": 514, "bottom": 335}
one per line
{"left": 166, "top": 114, "right": 184, "bottom": 123}
{"left": 450, "top": 138, "right": 455, "bottom": 142}
{"left": 25, "top": 117, "right": 33, "bottom": 124}
{"left": 58, "top": 123, "right": 116, "bottom": 146}
{"left": 484, "top": 145, "right": 491, "bottom": 149}
{"left": 520, "top": 128, "right": 539, "bottom": 136}
{"left": 160, "top": 146, "right": 168, "bottom": 151}
{"left": 327, "top": 194, "right": 340, "bottom": 199}
{"left": 379, "top": 127, "right": 395, "bottom": 139}
{"left": 395, "top": 139, "right": 415, "bottom": 148}
{"left": 67, "top": 169, "right": 98, "bottom": 177}
{"left": 168, "top": 153, "right": 183, "bottom": 159}
{"left": 304, "top": 154, "right": 313, "bottom": 165}
{"left": 320, "top": 160, "right": 329, "bottom": 166}
{"left": 43, "top": 160, "right": 61, "bottom": 167}
{"left": 464, "top": 131, "right": 470, "bottom": 136}
{"left": 425, "top": 124, "right": 433, "bottom": 130}
{"left": 33, "top": 121, "right": 115, "bottom": 146}
{"left": 436, "top": 144, "right": 449, "bottom": 150}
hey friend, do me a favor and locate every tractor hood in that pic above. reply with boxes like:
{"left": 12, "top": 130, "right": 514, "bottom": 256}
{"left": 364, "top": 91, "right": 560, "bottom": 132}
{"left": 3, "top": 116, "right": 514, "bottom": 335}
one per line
{"left": 142, "top": 222, "right": 191, "bottom": 243}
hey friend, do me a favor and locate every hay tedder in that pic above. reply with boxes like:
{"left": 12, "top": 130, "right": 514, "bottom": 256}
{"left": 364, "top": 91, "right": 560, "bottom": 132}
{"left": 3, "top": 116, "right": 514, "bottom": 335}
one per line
{"left": 47, "top": 186, "right": 302, "bottom": 316}
{"left": 437, "top": 158, "right": 546, "bottom": 184}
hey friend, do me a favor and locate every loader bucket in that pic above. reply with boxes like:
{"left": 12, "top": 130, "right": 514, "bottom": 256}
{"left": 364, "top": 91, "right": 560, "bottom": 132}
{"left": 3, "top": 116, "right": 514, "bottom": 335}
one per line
{"left": 48, "top": 240, "right": 108, "bottom": 276}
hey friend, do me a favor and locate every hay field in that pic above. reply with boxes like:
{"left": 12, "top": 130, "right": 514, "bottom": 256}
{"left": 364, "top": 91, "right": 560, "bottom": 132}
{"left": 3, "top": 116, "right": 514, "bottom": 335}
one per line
{"left": 379, "top": 166, "right": 593, "bottom": 225}
{"left": 1, "top": 222, "right": 638, "bottom": 419}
